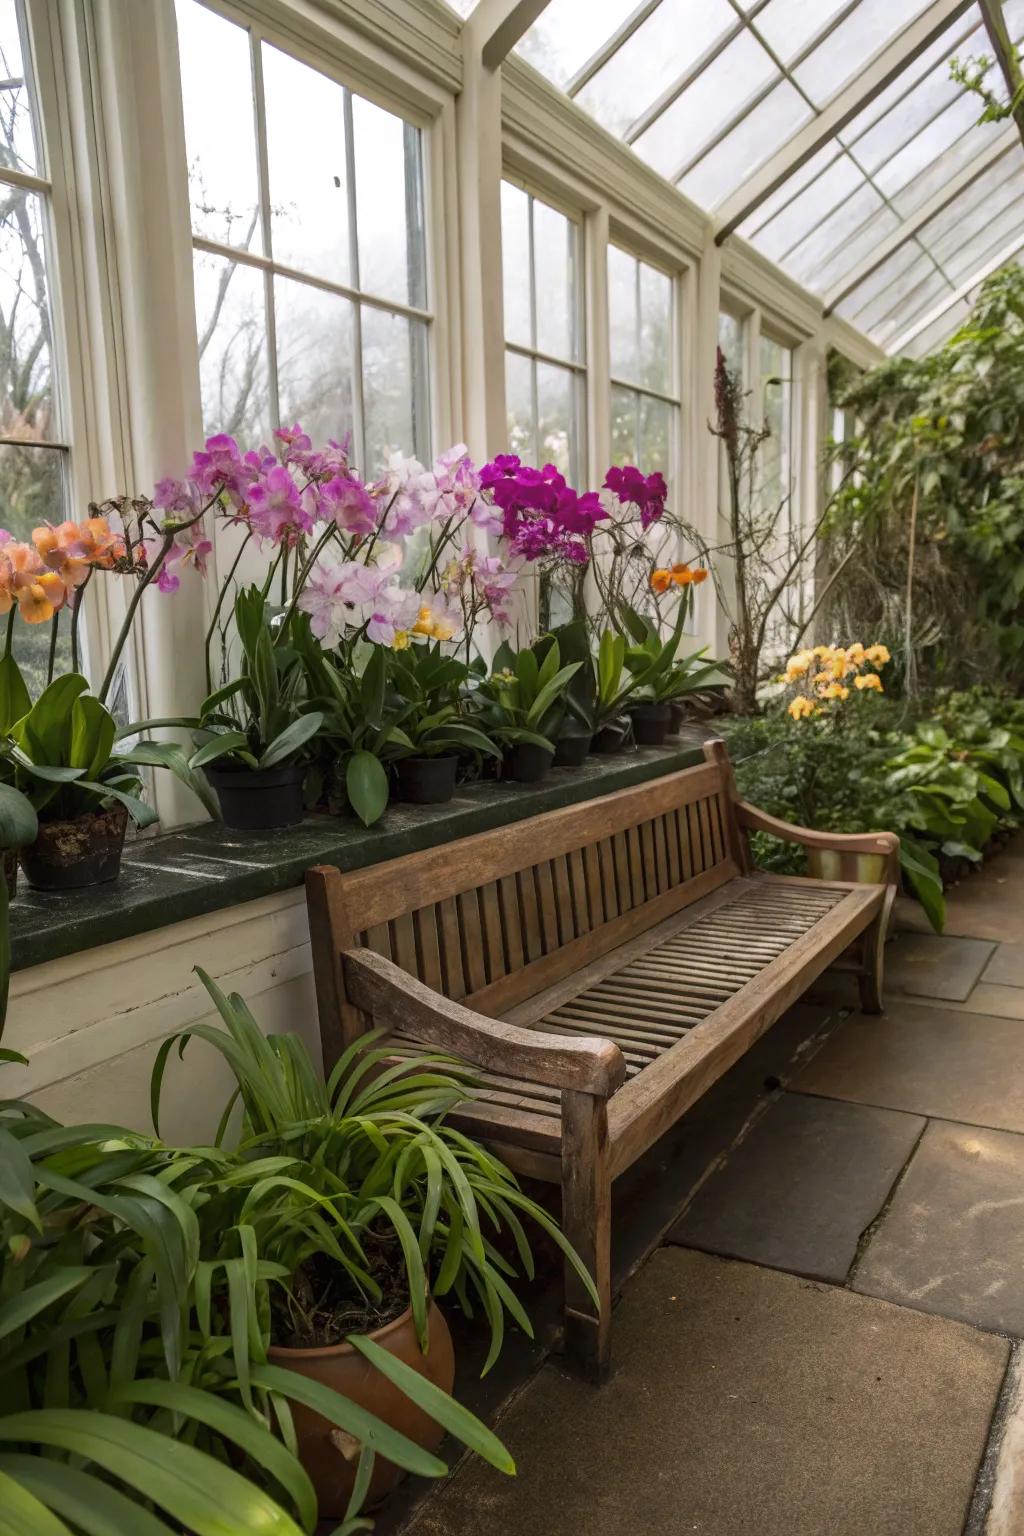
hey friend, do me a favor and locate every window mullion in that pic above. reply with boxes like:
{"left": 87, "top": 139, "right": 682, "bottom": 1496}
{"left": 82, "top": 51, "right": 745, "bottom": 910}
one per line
{"left": 250, "top": 28, "right": 279, "bottom": 428}
{"left": 342, "top": 88, "right": 366, "bottom": 469}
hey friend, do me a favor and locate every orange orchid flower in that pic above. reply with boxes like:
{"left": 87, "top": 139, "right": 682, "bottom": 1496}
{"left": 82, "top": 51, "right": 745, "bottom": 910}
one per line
{"left": 17, "top": 571, "right": 65, "bottom": 624}
{"left": 650, "top": 568, "right": 672, "bottom": 593}
{"left": 32, "top": 523, "right": 91, "bottom": 592}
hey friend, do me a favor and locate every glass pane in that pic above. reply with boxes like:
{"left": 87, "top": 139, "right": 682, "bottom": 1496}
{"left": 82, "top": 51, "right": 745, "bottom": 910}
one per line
{"left": 274, "top": 276, "right": 354, "bottom": 450}
{"left": 793, "top": 0, "right": 931, "bottom": 108}
{"left": 902, "top": 298, "right": 971, "bottom": 359}
{"left": 536, "top": 360, "right": 575, "bottom": 479}
{"left": 0, "top": 0, "right": 38, "bottom": 176}
{"left": 784, "top": 182, "right": 896, "bottom": 290}
{"left": 175, "top": 0, "right": 262, "bottom": 253}
{"left": 610, "top": 382, "right": 637, "bottom": 465}
{"left": 740, "top": 142, "right": 841, "bottom": 244}
{"left": 515, "top": 0, "right": 639, "bottom": 90}
{"left": 575, "top": 0, "right": 735, "bottom": 139}
{"left": 501, "top": 182, "right": 532, "bottom": 349}
{"left": 0, "top": 444, "right": 70, "bottom": 697}
{"left": 839, "top": 11, "right": 983, "bottom": 144}
{"left": 263, "top": 44, "right": 349, "bottom": 286}
{"left": 639, "top": 260, "right": 672, "bottom": 395}
{"left": 838, "top": 241, "right": 922, "bottom": 319}
{"left": 755, "top": 0, "right": 854, "bottom": 62}
{"left": 941, "top": 206, "right": 1024, "bottom": 287}
{"left": 841, "top": 247, "right": 934, "bottom": 332}
{"left": 352, "top": 95, "right": 426, "bottom": 308}
{"left": 890, "top": 118, "right": 1005, "bottom": 218}
{"left": 639, "top": 395, "right": 672, "bottom": 478}
{"left": 748, "top": 151, "right": 862, "bottom": 264}
{"left": 679, "top": 80, "right": 810, "bottom": 210}
{"left": 759, "top": 336, "right": 792, "bottom": 514}
{"left": 193, "top": 250, "right": 270, "bottom": 439}
{"left": 633, "top": 30, "right": 777, "bottom": 179}
{"left": 0, "top": 190, "right": 55, "bottom": 441}
{"left": 874, "top": 93, "right": 988, "bottom": 202}
{"left": 848, "top": 54, "right": 963, "bottom": 175}
{"left": 718, "top": 311, "right": 744, "bottom": 378}
{"left": 608, "top": 244, "right": 637, "bottom": 384}
{"left": 362, "top": 307, "right": 429, "bottom": 468}
{"left": 533, "top": 199, "right": 577, "bottom": 362}
{"left": 505, "top": 350, "right": 536, "bottom": 464}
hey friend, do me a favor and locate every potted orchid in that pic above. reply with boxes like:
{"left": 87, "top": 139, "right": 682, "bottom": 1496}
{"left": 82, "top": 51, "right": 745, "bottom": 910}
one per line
{"left": 473, "top": 639, "right": 581, "bottom": 783}
{"left": 383, "top": 641, "right": 500, "bottom": 805}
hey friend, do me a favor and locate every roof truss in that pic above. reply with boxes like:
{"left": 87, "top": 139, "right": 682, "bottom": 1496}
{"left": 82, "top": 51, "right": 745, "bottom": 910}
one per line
{"left": 713, "top": 0, "right": 976, "bottom": 243}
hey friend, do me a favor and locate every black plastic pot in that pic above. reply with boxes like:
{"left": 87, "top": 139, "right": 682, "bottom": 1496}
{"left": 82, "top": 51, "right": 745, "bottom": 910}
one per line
{"left": 591, "top": 719, "right": 631, "bottom": 754}
{"left": 667, "top": 700, "right": 687, "bottom": 736}
{"left": 553, "top": 728, "right": 592, "bottom": 768}
{"left": 505, "top": 742, "right": 554, "bottom": 783}
{"left": 20, "top": 805, "right": 128, "bottom": 891}
{"left": 630, "top": 701, "right": 672, "bottom": 747}
{"left": 395, "top": 754, "right": 458, "bottom": 806}
{"left": 2, "top": 849, "right": 17, "bottom": 900}
{"left": 206, "top": 762, "right": 306, "bottom": 830}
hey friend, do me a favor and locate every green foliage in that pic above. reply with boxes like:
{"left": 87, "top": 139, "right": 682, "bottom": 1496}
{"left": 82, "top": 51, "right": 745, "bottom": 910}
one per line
{"left": 474, "top": 638, "right": 582, "bottom": 751}
{"left": 720, "top": 686, "right": 1024, "bottom": 933}
{"left": 383, "top": 643, "right": 499, "bottom": 765}
{"left": 617, "top": 601, "right": 726, "bottom": 705}
{"left": 824, "top": 265, "right": 1024, "bottom": 687}
{"left": 153, "top": 969, "right": 597, "bottom": 1376}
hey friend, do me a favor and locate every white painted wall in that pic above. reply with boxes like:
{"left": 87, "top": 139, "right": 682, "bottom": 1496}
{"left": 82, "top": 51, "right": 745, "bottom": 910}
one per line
{"left": 6, "top": 889, "right": 319, "bottom": 1144}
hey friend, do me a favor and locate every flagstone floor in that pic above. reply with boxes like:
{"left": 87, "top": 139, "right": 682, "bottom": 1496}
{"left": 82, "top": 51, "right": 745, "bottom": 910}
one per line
{"left": 385, "top": 841, "right": 1024, "bottom": 1536}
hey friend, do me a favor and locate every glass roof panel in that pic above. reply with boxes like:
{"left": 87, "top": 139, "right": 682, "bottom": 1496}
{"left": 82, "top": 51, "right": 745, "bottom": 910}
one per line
{"left": 574, "top": 0, "right": 735, "bottom": 140}
{"left": 680, "top": 81, "right": 812, "bottom": 211}
{"left": 632, "top": 29, "right": 777, "bottom": 180}
{"left": 752, "top": 0, "right": 854, "bottom": 64}
{"left": 482, "top": 0, "right": 1024, "bottom": 354}
{"left": 902, "top": 298, "right": 972, "bottom": 359}
{"left": 514, "top": 0, "right": 639, "bottom": 90}
{"left": 791, "top": 0, "right": 932, "bottom": 108}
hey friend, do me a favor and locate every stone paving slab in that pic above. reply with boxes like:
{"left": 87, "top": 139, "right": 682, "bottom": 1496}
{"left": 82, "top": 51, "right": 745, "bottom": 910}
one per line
{"left": 854, "top": 1120, "right": 1024, "bottom": 1337}
{"left": 792, "top": 999, "right": 1024, "bottom": 1132}
{"left": 886, "top": 931, "right": 995, "bottom": 1001}
{"left": 983, "top": 944, "right": 1024, "bottom": 989}
{"left": 406, "top": 1249, "right": 1008, "bottom": 1536}
{"left": 945, "top": 984, "right": 1024, "bottom": 1021}
{"left": 669, "top": 1092, "right": 924, "bottom": 1281}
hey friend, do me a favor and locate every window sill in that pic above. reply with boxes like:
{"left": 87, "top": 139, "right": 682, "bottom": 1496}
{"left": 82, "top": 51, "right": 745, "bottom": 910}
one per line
{"left": 10, "top": 730, "right": 718, "bottom": 973}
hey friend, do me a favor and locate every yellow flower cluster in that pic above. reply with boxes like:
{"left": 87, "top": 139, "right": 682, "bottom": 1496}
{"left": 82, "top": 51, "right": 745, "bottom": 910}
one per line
{"left": 784, "top": 641, "right": 890, "bottom": 721}
{"left": 411, "top": 604, "right": 456, "bottom": 642}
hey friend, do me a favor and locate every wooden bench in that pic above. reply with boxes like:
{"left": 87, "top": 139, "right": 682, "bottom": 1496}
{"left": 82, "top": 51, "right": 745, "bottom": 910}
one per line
{"left": 306, "top": 740, "right": 898, "bottom": 1382}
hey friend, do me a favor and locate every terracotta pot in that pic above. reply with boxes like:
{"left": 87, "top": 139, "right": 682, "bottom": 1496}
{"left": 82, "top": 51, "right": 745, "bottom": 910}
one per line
{"left": 395, "top": 754, "right": 457, "bottom": 805}
{"left": 629, "top": 701, "right": 671, "bottom": 747}
{"left": 205, "top": 762, "right": 306, "bottom": 830}
{"left": 268, "top": 1299, "right": 455, "bottom": 1517}
{"left": 19, "top": 805, "right": 128, "bottom": 891}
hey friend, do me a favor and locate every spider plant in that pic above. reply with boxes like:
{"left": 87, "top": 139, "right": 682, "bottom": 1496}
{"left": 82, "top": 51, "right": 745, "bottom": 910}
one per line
{"left": 152, "top": 968, "right": 598, "bottom": 1374}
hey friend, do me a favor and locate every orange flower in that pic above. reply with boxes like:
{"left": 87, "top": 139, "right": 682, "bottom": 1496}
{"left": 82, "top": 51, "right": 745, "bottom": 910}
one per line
{"left": 667, "top": 563, "right": 709, "bottom": 587}
{"left": 690, "top": 567, "right": 708, "bottom": 584}
{"left": 17, "top": 571, "right": 65, "bottom": 623}
{"left": 33, "top": 523, "right": 90, "bottom": 592}
{"left": 650, "top": 568, "right": 672, "bottom": 593}
{"left": 80, "top": 515, "right": 126, "bottom": 569}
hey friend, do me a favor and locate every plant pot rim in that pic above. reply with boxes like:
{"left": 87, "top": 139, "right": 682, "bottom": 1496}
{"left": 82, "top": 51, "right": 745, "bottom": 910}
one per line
{"left": 267, "top": 1297, "right": 427, "bottom": 1362}
{"left": 36, "top": 803, "right": 128, "bottom": 830}
{"left": 205, "top": 761, "right": 306, "bottom": 787}
{"left": 398, "top": 753, "right": 458, "bottom": 766}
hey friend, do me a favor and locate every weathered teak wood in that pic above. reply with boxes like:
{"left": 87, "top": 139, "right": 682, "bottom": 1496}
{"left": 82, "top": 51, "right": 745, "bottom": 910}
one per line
{"left": 306, "top": 742, "right": 899, "bottom": 1383}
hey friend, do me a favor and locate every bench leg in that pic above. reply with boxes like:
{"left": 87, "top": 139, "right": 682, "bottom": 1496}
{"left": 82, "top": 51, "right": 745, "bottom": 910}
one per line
{"left": 858, "top": 889, "right": 895, "bottom": 1015}
{"left": 561, "top": 1090, "right": 612, "bottom": 1384}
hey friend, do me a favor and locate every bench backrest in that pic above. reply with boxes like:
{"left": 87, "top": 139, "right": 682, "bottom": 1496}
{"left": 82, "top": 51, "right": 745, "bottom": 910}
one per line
{"left": 306, "top": 740, "right": 744, "bottom": 1064}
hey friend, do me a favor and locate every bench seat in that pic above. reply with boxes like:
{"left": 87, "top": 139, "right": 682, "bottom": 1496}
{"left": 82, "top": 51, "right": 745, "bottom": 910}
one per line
{"left": 307, "top": 739, "right": 898, "bottom": 1382}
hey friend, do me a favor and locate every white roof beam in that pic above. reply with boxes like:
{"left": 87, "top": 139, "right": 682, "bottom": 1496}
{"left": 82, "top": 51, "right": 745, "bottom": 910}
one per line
{"left": 889, "top": 231, "right": 1024, "bottom": 352}
{"left": 466, "top": 0, "right": 554, "bottom": 69}
{"left": 822, "top": 128, "right": 1019, "bottom": 313}
{"left": 713, "top": 0, "right": 976, "bottom": 243}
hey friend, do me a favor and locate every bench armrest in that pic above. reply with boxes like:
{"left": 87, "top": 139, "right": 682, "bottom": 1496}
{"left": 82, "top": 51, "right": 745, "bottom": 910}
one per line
{"left": 736, "top": 802, "right": 899, "bottom": 878}
{"left": 342, "top": 948, "right": 627, "bottom": 1098}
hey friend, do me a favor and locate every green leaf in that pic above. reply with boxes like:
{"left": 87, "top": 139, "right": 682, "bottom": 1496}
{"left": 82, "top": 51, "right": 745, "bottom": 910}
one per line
{"left": 0, "top": 654, "right": 30, "bottom": 734}
{"left": 189, "top": 733, "right": 252, "bottom": 769}
{"left": 899, "top": 838, "right": 945, "bottom": 934}
{"left": 0, "top": 1268, "right": 94, "bottom": 1344}
{"left": 0, "top": 1468, "right": 74, "bottom": 1536}
{"left": 259, "top": 711, "right": 323, "bottom": 770}
{"left": 74, "top": 782, "right": 158, "bottom": 830}
{"left": 0, "top": 1455, "right": 175, "bottom": 1536}
{"left": 346, "top": 751, "right": 389, "bottom": 827}
{"left": 348, "top": 1334, "right": 516, "bottom": 1474}
{"left": 252, "top": 1362, "right": 448, "bottom": 1478}
{"left": 15, "top": 675, "right": 89, "bottom": 764}
{"left": 0, "top": 785, "right": 36, "bottom": 850}
{"left": 69, "top": 696, "right": 116, "bottom": 778}
{"left": 0, "top": 1125, "right": 40, "bottom": 1230}
{"left": 360, "top": 646, "right": 387, "bottom": 731}
{"left": 0, "top": 1411, "right": 306, "bottom": 1536}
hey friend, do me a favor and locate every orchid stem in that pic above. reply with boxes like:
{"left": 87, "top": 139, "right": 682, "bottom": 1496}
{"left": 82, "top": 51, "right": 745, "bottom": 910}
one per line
{"left": 98, "top": 531, "right": 172, "bottom": 705}
{"left": 3, "top": 608, "right": 14, "bottom": 661}
{"left": 205, "top": 530, "right": 252, "bottom": 693}
{"left": 46, "top": 610, "right": 59, "bottom": 685}
{"left": 273, "top": 521, "right": 339, "bottom": 647}
{"left": 70, "top": 568, "right": 93, "bottom": 676}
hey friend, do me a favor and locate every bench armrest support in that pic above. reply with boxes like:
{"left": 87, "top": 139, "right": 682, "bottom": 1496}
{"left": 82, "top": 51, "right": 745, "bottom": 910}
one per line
{"left": 736, "top": 802, "right": 900, "bottom": 881}
{"left": 342, "top": 948, "right": 627, "bottom": 1098}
